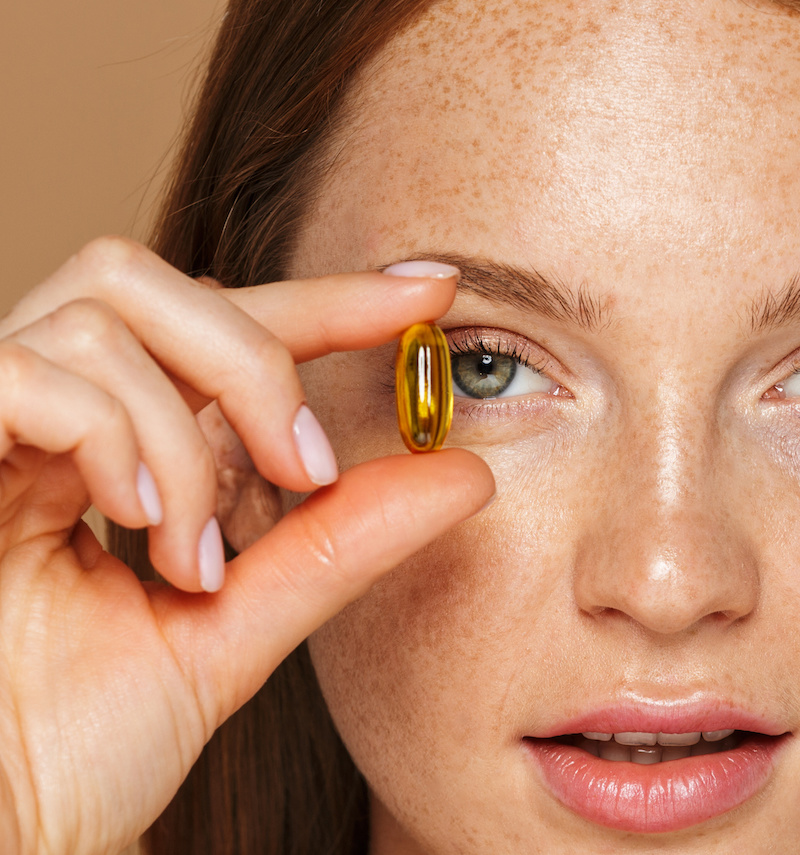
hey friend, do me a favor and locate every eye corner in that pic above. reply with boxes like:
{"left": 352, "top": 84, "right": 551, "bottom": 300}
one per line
{"left": 761, "top": 383, "right": 785, "bottom": 402}
{"left": 551, "top": 384, "right": 575, "bottom": 400}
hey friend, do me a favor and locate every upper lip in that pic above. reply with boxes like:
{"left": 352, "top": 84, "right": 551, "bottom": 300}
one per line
{"left": 530, "top": 695, "right": 790, "bottom": 739}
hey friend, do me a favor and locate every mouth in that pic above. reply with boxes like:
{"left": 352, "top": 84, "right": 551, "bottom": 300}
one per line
{"left": 524, "top": 715, "right": 791, "bottom": 834}
{"left": 556, "top": 727, "right": 747, "bottom": 763}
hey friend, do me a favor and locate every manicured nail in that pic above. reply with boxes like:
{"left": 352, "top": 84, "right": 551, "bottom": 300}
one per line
{"left": 383, "top": 260, "right": 460, "bottom": 279}
{"left": 136, "top": 462, "right": 163, "bottom": 526}
{"left": 198, "top": 517, "right": 225, "bottom": 593}
{"left": 293, "top": 404, "right": 339, "bottom": 486}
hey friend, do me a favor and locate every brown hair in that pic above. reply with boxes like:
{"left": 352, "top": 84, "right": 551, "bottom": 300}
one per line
{"left": 109, "top": 1, "right": 434, "bottom": 852}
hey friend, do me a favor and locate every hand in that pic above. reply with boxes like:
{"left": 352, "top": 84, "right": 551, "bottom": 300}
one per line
{"left": 0, "top": 238, "right": 494, "bottom": 855}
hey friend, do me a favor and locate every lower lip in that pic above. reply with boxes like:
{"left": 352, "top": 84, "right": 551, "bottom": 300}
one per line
{"left": 525, "top": 734, "right": 788, "bottom": 833}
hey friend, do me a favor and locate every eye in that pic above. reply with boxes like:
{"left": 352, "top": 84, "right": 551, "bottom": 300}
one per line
{"left": 448, "top": 329, "right": 565, "bottom": 400}
{"left": 764, "top": 368, "right": 800, "bottom": 400}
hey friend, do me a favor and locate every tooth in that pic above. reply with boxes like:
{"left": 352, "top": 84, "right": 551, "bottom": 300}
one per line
{"left": 661, "top": 745, "right": 693, "bottom": 762}
{"left": 657, "top": 732, "right": 702, "bottom": 746}
{"left": 614, "top": 732, "right": 658, "bottom": 746}
{"left": 631, "top": 746, "right": 662, "bottom": 765}
{"left": 582, "top": 732, "right": 613, "bottom": 741}
{"left": 702, "top": 729, "right": 735, "bottom": 742}
{"left": 599, "top": 741, "right": 631, "bottom": 762}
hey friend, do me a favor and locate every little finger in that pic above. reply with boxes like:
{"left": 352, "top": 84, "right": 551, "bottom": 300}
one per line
{"left": 11, "top": 300, "right": 221, "bottom": 591}
{"left": 0, "top": 341, "right": 148, "bottom": 532}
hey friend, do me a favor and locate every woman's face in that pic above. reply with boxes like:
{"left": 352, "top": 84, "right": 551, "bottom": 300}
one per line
{"left": 287, "top": 0, "right": 800, "bottom": 851}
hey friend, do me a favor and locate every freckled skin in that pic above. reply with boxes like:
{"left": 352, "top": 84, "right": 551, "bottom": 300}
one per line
{"left": 283, "top": 1, "right": 800, "bottom": 853}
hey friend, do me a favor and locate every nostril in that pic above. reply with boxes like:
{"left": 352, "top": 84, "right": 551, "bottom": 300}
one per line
{"left": 573, "top": 526, "right": 759, "bottom": 636}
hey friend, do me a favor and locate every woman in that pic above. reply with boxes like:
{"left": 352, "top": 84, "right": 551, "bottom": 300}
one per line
{"left": 3, "top": 0, "right": 800, "bottom": 852}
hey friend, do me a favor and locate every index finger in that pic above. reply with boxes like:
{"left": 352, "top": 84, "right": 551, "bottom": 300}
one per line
{"left": 220, "top": 262, "right": 460, "bottom": 363}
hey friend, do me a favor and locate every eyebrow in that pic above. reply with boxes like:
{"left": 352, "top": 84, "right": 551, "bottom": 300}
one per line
{"left": 416, "top": 255, "right": 800, "bottom": 339}
{"left": 411, "top": 253, "right": 613, "bottom": 333}
{"left": 747, "top": 275, "right": 800, "bottom": 334}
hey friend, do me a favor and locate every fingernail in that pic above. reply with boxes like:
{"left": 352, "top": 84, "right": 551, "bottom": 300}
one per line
{"left": 383, "top": 260, "right": 460, "bottom": 279}
{"left": 136, "top": 462, "right": 163, "bottom": 526}
{"left": 293, "top": 405, "right": 339, "bottom": 486}
{"left": 198, "top": 517, "right": 225, "bottom": 593}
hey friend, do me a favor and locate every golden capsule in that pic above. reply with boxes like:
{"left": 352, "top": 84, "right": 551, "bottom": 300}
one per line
{"left": 396, "top": 322, "right": 453, "bottom": 453}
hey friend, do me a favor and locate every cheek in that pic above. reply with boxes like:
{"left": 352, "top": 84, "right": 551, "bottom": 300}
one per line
{"left": 300, "top": 353, "right": 596, "bottom": 768}
{"left": 306, "top": 464, "right": 578, "bottom": 819}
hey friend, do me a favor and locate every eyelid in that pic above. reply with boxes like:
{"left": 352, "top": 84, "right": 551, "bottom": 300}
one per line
{"left": 444, "top": 325, "right": 564, "bottom": 382}
{"left": 767, "top": 366, "right": 800, "bottom": 401}
{"left": 761, "top": 345, "right": 800, "bottom": 401}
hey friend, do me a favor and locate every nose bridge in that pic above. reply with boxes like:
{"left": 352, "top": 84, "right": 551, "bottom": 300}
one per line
{"left": 573, "top": 378, "right": 758, "bottom": 635}
{"left": 644, "top": 381, "right": 712, "bottom": 515}
{"left": 651, "top": 383, "right": 697, "bottom": 508}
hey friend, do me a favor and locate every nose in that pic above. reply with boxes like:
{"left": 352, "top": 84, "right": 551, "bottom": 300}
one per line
{"left": 572, "top": 393, "right": 759, "bottom": 636}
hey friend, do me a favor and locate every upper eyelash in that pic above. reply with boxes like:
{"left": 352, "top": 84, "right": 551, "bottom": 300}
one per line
{"left": 447, "top": 328, "right": 549, "bottom": 374}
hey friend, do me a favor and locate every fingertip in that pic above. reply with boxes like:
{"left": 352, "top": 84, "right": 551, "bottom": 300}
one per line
{"left": 136, "top": 462, "right": 164, "bottom": 526}
{"left": 292, "top": 404, "right": 339, "bottom": 487}
{"left": 146, "top": 516, "right": 223, "bottom": 593}
{"left": 382, "top": 260, "right": 460, "bottom": 280}
{"left": 435, "top": 447, "right": 496, "bottom": 515}
{"left": 378, "top": 263, "right": 459, "bottom": 320}
{"left": 198, "top": 516, "right": 226, "bottom": 593}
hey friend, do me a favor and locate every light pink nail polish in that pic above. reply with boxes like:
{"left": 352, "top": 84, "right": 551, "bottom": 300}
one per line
{"left": 383, "top": 260, "right": 460, "bottom": 279}
{"left": 136, "top": 462, "right": 163, "bottom": 526}
{"left": 198, "top": 517, "right": 225, "bottom": 593}
{"left": 293, "top": 404, "right": 339, "bottom": 486}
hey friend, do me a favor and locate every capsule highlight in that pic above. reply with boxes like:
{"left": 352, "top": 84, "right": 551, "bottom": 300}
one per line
{"left": 396, "top": 322, "right": 453, "bottom": 453}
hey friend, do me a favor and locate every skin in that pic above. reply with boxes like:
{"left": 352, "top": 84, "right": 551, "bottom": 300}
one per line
{"left": 261, "top": 0, "right": 800, "bottom": 851}
{"left": 0, "top": 250, "right": 492, "bottom": 854}
{"left": 4, "top": 0, "right": 800, "bottom": 853}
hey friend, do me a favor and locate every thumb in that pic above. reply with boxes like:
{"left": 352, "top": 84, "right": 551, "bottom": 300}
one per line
{"left": 156, "top": 448, "right": 494, "bottom": 729}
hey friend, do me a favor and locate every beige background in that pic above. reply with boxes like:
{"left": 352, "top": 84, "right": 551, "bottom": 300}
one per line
{"left": 2, "top": 0, "right": 225, "bottom": 317}
{"left": 3, "top": 7, "right": 228, "bottom": 848}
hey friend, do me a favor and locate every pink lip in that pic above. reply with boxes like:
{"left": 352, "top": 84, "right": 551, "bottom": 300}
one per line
{"left": 535, "top": 701, "right": 786, "bottom": 739}
{"left": 524, "top": 701, "right": 791, "bottom": 834}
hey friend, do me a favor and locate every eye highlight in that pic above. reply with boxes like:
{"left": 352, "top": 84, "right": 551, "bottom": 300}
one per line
{"left": 447, "top": 328, "right": 568, "bottom": 400}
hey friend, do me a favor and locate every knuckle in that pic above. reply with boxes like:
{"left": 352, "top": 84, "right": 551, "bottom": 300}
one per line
{"left": 275, "top": 505, "right": 349, "bottom": 600}
{"left": 75, "top": 235, "right": 148, "bottom": 286}
{"left": 300, "top": 509, "right": 341, "bottom": 571}
{"left": 247, "top": 333, "right": 297, "bottom": 386}
{"left": 0, "top": 341, "right": 38, "bottom": 400}
{"left": 98, "top": 394, "right": 134, "bottom": 439}
{"left": 46, "top": 298, "right": 123, "bottom": 355}
{"left": 193, "top": 441, "right": 219, "bottom": 494}
{"left": 157, "top": 433, "right": 217, "bottom": 504}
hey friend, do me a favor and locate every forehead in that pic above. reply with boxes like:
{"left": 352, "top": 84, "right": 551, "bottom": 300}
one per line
{"left": 298, "top": 0, "right": 800, "bottom": 296}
